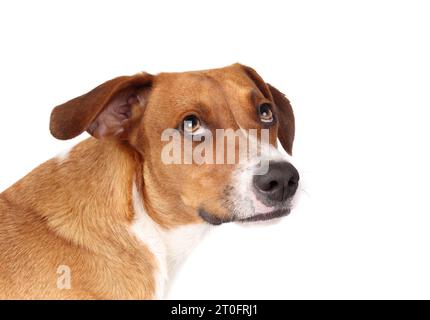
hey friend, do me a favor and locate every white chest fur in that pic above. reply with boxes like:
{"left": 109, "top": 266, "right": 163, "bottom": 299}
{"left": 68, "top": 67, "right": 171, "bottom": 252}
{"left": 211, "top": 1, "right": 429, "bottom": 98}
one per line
{"left": 130, "top": 183, "right": 209, "bottom": 299}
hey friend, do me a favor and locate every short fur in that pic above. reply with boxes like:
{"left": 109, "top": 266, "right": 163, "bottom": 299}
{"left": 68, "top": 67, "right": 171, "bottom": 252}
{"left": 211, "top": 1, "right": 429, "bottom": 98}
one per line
{"left": 0, "top": 64, "right": 295, "bottom": 299}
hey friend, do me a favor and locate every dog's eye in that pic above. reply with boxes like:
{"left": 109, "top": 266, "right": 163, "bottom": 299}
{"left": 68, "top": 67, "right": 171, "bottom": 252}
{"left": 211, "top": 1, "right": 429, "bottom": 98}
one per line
{"left": 183, "top": 115, "right": 201, "bottom": 134}
{"left": 258, "top": 103, "right": 274, "bottom": 123}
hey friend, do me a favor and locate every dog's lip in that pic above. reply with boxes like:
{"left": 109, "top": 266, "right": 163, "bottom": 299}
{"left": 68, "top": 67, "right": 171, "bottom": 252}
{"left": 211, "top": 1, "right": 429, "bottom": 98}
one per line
{"left": 238, "top": 208, "right": 291, "bottom": 222}
{"left": 250, "top": 191, "right": 276, "bottom": 214}
{"left": 247, "top": 191, "right": 291, "bottom": 222}
{"left": 199, "top": 207, "right": 291, "bottom": 225}
{"left": 199, "top": 209, "right": 234, "bottom": 225}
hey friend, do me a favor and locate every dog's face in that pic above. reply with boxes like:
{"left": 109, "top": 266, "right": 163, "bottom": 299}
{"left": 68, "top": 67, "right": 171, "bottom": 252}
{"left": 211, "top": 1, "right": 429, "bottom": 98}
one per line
{"left": 50, "top": 64, "right": 299, "bottom": 227}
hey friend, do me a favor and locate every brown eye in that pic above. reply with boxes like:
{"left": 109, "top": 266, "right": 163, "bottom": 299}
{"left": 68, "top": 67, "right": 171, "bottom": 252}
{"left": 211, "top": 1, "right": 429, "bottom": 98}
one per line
{"left": 259, "top": 103, "right": 274, "bottom": 123}
{"left": 183, "top": 115, "right": 201, "bottom": 133}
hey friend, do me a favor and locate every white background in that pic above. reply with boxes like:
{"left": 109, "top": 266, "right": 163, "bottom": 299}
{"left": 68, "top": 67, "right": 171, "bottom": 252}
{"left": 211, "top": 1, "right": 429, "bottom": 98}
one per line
{"left": 1, "top": 0, "right": 430, "bottom": 299}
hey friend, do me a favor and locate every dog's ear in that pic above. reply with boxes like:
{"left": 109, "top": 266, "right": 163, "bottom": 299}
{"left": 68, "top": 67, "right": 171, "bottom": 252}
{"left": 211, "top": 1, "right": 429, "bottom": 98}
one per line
{"left": 238, "top": 64, "right": 295, "bottom": 155}
{"left": 50, "top": 73, "right": 153, "bottom": 140}
{"left": 266, "top": 84, "right": 295, "bottom": 155}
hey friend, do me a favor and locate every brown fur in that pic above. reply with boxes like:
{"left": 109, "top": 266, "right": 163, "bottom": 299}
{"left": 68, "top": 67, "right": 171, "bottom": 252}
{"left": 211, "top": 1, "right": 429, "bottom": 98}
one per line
{"left": 0, "top": 64, "right": 294, "bottom": 299}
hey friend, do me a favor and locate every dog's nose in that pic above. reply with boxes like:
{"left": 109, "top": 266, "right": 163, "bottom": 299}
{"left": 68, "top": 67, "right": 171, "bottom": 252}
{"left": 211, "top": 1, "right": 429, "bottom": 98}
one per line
{"left": 253, "top": 161, "right": 299, "bottom": 202}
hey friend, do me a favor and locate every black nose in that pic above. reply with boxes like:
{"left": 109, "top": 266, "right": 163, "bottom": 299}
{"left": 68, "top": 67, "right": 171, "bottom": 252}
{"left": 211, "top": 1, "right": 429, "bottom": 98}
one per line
{"left": 253, "top": 161, "right": 300, "bottom": 202}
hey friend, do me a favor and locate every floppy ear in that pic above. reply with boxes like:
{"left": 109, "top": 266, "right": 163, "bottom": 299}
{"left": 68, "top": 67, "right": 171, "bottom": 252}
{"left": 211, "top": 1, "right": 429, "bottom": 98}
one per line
{"left": 237, "top": 64, "right": 295, "bottom": 155}
{"left": 266, "top": 84, "right": 295, "bottom": 155}
{"left": 50, "top": 73, "right": 153, "bottom": 140}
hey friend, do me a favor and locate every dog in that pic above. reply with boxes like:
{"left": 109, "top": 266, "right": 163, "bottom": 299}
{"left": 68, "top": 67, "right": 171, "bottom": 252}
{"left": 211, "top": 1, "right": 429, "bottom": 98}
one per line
{"left": 0, "top": 64, "right": 299, "bottom": 299}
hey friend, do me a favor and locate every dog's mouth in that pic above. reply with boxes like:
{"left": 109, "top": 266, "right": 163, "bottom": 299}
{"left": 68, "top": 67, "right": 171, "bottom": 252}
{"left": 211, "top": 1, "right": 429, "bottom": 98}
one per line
{"left": 199, "top": 197, "right": 292, "bottom": 225}
{"left": 199, "top": 178, "right": 296, "bottom": 226}
{"left": 237, "top": 188, "right": 293, "bottom": 223}
{"left": 198, "top": 207, "right": 291, "bottom": 225}
{"left": 238, "top": 207, "right": 291, "bottom": 222}
{"left": 198, "top": 209, "right": 231, "bottom": 225}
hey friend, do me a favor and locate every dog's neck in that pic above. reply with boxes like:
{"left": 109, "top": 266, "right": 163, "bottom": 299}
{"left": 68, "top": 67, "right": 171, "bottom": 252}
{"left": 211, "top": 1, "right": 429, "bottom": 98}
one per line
{"left": 4, "top": 138, "right": 209, "bottom": 297}
{"left": 4, "top": 139, "right": 134, "bottom": 251}
{"left": 130, "top": 180, "right": 209, "bottom": 296}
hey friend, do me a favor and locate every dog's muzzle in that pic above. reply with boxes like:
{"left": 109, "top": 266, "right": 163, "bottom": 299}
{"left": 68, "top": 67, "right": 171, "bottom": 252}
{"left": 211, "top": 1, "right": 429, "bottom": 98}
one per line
{"left": 240, "top": 160, "right": 299, "bottom": 222}
{"left": 199, "top": 160, "right": 300, "bottom": 225}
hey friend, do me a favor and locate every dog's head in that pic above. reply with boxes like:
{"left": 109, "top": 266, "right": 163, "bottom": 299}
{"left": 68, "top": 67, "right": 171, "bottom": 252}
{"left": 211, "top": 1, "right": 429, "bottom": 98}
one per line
{"left": 50, "top": 64, "right": 299, "bottom": 227}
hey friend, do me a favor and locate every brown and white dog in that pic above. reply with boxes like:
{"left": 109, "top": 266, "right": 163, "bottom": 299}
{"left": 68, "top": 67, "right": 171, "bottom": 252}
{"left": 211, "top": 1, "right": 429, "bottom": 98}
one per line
{"left": 0, "top": 64, "right": 299, "bottom": 299}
